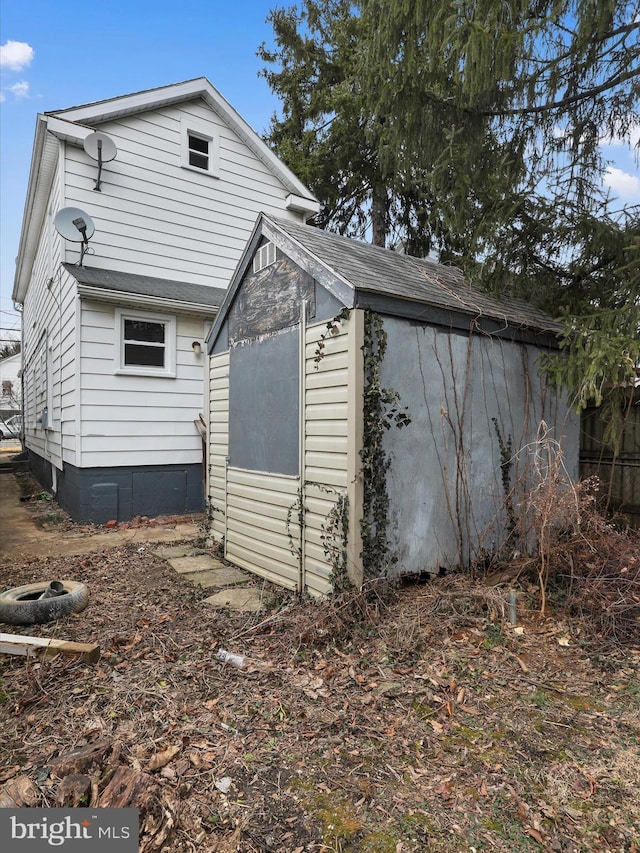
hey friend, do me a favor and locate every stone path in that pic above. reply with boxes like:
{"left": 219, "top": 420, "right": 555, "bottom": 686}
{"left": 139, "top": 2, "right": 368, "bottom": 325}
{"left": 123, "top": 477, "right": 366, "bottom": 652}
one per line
{"left": 152, "top": 545, "right": 270, "bottom": 613}
{"left": 0, "top": 454, "right": 269, "bottom": 614}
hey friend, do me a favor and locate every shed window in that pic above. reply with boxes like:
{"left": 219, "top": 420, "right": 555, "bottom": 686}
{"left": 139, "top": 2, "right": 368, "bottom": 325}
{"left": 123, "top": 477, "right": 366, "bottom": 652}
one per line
{"left": 181, "top": 117, "right": 219, "bottom": 177}
{"left": 116, "top": 309, "right": 176, "bottom": 377}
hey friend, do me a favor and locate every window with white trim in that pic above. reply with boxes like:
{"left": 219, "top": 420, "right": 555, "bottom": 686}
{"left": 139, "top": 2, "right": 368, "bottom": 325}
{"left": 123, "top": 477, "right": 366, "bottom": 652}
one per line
{"left": 116, "top": 309, "right": 176, "bottom": 377}
{"left": 253, "top": 241, "right": 276, "bottom": 273}
{"left": 181, "top": 117, "right": 219, "bottom": 177}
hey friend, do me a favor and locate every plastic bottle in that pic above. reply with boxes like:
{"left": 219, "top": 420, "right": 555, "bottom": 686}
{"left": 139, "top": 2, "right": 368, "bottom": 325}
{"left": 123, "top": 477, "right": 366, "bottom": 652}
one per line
{"left": 216, "top": 648, "right": 244, "bottom": 668}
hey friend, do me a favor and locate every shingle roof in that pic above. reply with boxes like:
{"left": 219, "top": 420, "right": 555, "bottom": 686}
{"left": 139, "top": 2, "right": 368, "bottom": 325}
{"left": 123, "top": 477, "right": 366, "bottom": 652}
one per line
{"left": 272, "top": 217, "right": 561, "bottom": 333}
{"left": 64, "top": 264, "right": 225, "bottom": 309}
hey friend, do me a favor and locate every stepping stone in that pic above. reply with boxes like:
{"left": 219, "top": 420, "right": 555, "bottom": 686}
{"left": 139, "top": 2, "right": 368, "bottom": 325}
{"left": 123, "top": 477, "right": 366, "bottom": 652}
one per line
{"left": 202, "top": 588, "right": 268, "bottom": 613}
{"left": 168, "top": 555, "right": 227, "bottom": 574}
{"left": 183, "top": 568, "right": 249, "bottom": 588}
{"left": 153, "top": 545, "right": 202, "bottom": 559}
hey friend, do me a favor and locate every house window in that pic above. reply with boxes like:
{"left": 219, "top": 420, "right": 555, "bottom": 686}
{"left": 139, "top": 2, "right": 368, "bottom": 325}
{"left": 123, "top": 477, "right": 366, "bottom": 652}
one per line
{"left": 181, "top": 117, "right": 219, "bottom": 177}
{"left": 188, "top": 134, "right": 209, "bottom": 170}
{"left": 116, "top": 309, "right": 176, "bottom": 377}
{"left": 253, "top": 241, "right": 276, "bottom": 274}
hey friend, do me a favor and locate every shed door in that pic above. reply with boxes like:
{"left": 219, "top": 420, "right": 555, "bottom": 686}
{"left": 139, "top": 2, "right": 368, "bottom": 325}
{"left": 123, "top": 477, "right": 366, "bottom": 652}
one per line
{"left": 224, "top": 325, "right": 302, "bottom": 590}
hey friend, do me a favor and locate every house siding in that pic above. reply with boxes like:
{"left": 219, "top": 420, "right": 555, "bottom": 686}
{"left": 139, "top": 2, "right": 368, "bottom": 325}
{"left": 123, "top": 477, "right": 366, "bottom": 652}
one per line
{"left": 63, "top": 100, "right": 304, "bottom": 287}
{"left": 21, "top": 159, "right": 71, "bottom": 472}
{"left": 78, "top": 300, "right": 212, "bottom": 467}
{"left": 16, "top": 83, "right": 319, "bottom": 523}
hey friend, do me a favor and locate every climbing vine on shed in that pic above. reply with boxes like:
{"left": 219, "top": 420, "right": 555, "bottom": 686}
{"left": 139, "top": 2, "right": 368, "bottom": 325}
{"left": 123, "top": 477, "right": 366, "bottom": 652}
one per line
{"left": 320, "top": 490, "right": 350, "bottom": 590}
{"left": 360, "top": 311, "right": 411, "bottom": 579}
{"left": 313, "top": 307, "right": 351, "bottom": 369}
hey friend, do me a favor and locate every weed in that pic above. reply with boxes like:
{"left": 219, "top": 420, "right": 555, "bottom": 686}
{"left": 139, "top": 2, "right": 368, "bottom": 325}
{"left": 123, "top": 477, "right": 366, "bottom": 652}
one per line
{"left": 482, "top": 622, "right": 504, "bottom": 648}
{"left": 529, "top": 689, "right": 549, "bottom": 709}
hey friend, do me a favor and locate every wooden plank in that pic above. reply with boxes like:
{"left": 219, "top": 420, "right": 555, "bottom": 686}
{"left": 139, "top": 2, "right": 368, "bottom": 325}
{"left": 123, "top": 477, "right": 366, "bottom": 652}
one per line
{"left": 0, "top": 633, "right": 100, "bottom": 663}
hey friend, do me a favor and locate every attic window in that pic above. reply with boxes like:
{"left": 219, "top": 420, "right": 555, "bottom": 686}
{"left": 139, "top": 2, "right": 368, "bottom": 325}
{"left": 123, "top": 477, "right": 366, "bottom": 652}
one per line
{"left": 188, "top": 133, "right": 209, "bottom": 170}
{"left": 253, "top": 242, "right": 276, "bottom": 273}
{"left": 180, "top": 117, "right": 219, "bottom": 177}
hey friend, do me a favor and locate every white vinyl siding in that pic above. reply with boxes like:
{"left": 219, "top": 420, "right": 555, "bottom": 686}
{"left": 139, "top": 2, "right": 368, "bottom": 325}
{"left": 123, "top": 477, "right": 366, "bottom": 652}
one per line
{"left": 208, "top": 352, "right": 229, "bottom": 543}
{"left": 21, "top": 159, "right": 72, "bottom": 470}
{"left": 79, "top": 300, "right": 211, "bottom": 467}
{"left": 63, "top": 100, "right": 305, "bottom": 289}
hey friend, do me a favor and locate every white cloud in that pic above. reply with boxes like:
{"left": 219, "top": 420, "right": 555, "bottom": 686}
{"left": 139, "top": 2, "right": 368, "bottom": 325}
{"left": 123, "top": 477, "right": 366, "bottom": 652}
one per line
{"left": 7, "top": 80, "right": 29, "bottom": 98}
{"left": 603, "top": 122, "right": 640, "bottom": 149}
{"left": 604, "top": 166, "right": 640, "bottom": 199}
{"left": 0, "top": 40, "right": 34, "bottom": 71}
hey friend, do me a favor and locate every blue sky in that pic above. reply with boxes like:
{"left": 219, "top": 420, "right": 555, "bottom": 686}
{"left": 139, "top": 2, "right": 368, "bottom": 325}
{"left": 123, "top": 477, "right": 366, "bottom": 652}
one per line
{"left": 1, "top": 1, "right": 638, "bottom": 342}
{"left": 0, "top": 0, "right": 284, "bottom": 340}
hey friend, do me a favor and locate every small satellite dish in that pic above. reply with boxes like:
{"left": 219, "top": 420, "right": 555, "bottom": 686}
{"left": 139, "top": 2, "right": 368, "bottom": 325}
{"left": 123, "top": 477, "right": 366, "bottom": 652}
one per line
{"left": 84, "top": 131, "right": 117, "bottom": 162}
{"left": 54, "top": 207, "right": 95, "bottom": 267}
{"left": 83, "top": 131, "right": 117, "bottom": 192}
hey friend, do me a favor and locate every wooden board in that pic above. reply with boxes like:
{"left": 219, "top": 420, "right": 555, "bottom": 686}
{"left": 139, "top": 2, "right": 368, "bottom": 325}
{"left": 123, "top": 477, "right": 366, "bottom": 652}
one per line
{"left": 0, "top": 632, "right": 100, "bottom": 663}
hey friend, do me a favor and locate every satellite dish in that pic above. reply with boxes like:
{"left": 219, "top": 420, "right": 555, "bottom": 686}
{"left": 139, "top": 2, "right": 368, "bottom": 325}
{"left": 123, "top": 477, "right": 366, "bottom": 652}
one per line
{"left": 84, "top": 131, "right": 117, "bottom": 162}
{"left": 54, "top": 207, "right": 95, "bottom": 266}
{"left": 83, "top": 131, "right": 117, "bottom": 192}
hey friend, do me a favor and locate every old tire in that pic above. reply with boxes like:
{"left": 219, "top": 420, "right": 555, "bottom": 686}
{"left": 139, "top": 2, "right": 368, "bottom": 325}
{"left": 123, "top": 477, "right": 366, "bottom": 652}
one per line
{"left": 0, "top": 580, "right": 89, "bottom": 626}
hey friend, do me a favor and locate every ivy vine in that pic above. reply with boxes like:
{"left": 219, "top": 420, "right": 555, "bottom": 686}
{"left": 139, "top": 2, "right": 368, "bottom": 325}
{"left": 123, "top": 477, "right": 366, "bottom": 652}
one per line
{"left": 360, "top": 311, "right": 411, "bottom": 579}
{"left": 285, "top": 488, "right": 304, "bottom": 559}
{"left": 319, "top": 490, "right": 350, "bottom": 590}
{"left": 491, "top": 417, "right": 516, "bottom": 539}
{"left": 313, "top": 307, "right": 351, "bottom": 369}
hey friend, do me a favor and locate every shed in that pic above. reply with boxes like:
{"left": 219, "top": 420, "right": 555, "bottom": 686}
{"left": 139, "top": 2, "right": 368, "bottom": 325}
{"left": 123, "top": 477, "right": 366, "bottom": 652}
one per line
{"left": 206, "top": 214, "right": 579, "bottom": 595}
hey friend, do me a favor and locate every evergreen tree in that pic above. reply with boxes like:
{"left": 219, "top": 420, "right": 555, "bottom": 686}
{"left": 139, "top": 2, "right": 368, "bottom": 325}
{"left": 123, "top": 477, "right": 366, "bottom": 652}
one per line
{"left": 259, "top": 0, "right": 639, "bottom": 435}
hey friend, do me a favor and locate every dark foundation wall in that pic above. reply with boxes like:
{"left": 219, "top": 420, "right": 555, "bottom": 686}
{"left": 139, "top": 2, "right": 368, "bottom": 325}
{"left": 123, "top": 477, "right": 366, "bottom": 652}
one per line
{"left": 28, "top": 451, "right": 204, "bottom": 523}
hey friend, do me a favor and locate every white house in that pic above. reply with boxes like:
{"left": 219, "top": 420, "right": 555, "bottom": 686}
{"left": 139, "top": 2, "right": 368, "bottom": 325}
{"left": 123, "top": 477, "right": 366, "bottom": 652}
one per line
{"left": 12, "top": 78, "right": 319, "bottom": 522}
{"left": 0, "top": 351, "right": 22, "bottom": 417}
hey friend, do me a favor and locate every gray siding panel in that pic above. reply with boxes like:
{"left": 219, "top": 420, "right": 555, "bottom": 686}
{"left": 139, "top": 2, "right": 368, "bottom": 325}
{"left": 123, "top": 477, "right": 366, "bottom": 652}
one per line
{"left": 228, "top": 328, "right": 299, "bottom": 476}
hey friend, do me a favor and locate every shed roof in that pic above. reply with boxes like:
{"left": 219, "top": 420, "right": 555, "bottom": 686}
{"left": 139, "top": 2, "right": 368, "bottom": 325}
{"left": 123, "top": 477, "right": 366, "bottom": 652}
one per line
{"left": 65, "top": 264, "right": 225, "bottom": 314}
{"left": 271, "top": 217, "right": 561, "bottom": 334}
{"left": 208, "top": 214, "right": 562, "bottom": 351}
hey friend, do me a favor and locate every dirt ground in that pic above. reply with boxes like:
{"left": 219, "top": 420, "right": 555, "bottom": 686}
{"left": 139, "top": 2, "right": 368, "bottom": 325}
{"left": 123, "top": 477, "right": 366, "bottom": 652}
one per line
{"left": 0, "top": 466, "right": 639, "bottom": 852}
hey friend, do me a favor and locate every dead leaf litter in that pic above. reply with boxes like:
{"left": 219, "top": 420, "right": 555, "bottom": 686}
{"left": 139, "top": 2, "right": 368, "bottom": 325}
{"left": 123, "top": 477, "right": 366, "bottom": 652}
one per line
{"left": 1, "top": 539, "right": 639, "bottom": 852}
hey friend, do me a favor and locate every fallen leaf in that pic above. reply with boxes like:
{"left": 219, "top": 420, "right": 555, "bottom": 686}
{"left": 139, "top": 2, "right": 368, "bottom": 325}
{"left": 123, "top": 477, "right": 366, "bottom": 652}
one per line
{"left": 214, "top": 776, "right": 232, "bottom": 794}
{"left": 525, "top": 827, "right": 544, "bottom": 844}
{"left": 148, "top": 745, "right": 180, "bottom": 771}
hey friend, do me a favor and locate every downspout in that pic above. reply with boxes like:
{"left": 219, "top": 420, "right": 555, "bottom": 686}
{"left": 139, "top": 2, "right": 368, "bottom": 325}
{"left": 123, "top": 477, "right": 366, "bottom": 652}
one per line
{"left": 298, "top": 300, "right": 308, "bottom": 593}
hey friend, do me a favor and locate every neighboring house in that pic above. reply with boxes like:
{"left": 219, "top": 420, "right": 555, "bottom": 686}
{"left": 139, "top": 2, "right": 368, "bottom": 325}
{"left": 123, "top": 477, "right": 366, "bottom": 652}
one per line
{"left": 0, "top": 351, "right": 22, "bottom": 418}
{"left": 12, "top": 79, "right": 319, "bottom": 523}
{"left": 206, "top": 214, "right": 579, "bottom": 595}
